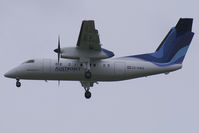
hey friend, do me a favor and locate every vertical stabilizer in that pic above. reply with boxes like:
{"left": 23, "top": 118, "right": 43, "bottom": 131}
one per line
{"left": 128, "top": 18, "right": 194, "bottom": 66}
{"left": 154, "top": 18, "right": 194, "bottom": 64}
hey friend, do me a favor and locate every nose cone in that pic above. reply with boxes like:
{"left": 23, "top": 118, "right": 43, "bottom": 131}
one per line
{"left": 4, "top": 67, "right": 19, "bottom": 78}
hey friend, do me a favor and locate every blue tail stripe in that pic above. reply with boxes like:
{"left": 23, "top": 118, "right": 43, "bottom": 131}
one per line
{"left": 152, "top": 46, "right": 189, "bottom": 66}
{"left": 152, "top": 28, "right": 176, "bottom": 58}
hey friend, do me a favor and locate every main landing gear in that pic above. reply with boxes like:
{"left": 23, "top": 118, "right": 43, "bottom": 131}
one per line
{"left": 81, "top": 81, "right": 94, "bottom": 99}
{"left": 16, "top": 79, "right": 21, "bottom": 87}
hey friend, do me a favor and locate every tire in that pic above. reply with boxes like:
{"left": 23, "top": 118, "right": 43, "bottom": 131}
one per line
{"left": 85, "top": 91, "right": 91, "bottom": 99}
{"left": 16, "top": 81, "right": 21, "bottom": 87}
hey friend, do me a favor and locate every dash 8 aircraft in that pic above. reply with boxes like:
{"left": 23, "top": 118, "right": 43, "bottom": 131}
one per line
{"left": 4, "top": 18, "right": 194, "bottom": 99}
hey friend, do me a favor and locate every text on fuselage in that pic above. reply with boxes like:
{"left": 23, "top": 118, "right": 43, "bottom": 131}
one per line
{"left": 55, "top": 66, "right": 81, "bottom": 72}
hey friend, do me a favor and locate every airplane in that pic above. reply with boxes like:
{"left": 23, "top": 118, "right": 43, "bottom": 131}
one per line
{"left": 4, "top": 18, "right": 194, "bottom": 99}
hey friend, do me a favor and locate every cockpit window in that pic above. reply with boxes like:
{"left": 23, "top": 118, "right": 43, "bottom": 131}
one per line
{"left": 23, "top": 59, "right": 35, "bottom": 64}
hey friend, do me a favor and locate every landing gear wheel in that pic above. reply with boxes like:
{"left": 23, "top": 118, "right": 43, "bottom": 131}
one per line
{"left": 85, "top": 71, "right": 92, "bottom": 79}
{"left": 16, "top": 81, "right": 21, "bottom": 87}
{"left": 85, "top": 91, "right": 91, "bottom": 99}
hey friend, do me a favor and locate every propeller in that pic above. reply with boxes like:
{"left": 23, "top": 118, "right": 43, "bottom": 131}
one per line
{"left": 54, "top": 36, "right": 61, "bottom": 87}
{"left": 54, "top": 36, "right": 61, "bottom": 64}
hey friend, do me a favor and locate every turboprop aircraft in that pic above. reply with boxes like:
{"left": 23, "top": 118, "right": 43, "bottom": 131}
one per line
{"left": 4, "top": 18, "right": 194, "bottom": 99}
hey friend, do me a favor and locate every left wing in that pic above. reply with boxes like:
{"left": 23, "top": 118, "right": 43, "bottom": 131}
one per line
{"left": 60, "top": 20, "right": 114, "bottom": 60}
{"left": 77, "top": 20, "right": 101, "bottom": 51}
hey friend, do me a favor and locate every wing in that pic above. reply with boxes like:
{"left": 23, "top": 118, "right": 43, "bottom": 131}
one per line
{"left": 77, "top": 20, "right": 101, "bottom": 51}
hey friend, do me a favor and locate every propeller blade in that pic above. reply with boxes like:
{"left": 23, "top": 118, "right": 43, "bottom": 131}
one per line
{"left": 58, "top": 51, "right": 60, "bottom": 64}
{"left": 54, "top": 36, "right": 61, "bottom": 64}
{"left": 58, "top": 36, "right": 60, "bottom": 51}
{"left": 58, "top": 80, "right": 60, "bottom": 87}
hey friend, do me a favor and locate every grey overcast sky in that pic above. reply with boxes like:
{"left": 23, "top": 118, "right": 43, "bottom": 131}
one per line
{"left": 0, "top": 0, "right": 199, "bottom": 133}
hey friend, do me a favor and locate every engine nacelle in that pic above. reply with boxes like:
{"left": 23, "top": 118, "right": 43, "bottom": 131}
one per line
{"left": 60, "top": 47, "right": 114, "bottom": 59}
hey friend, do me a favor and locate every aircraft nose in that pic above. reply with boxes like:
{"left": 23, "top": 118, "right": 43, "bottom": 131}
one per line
{"left": 4, "top": 68, "right": 19, "bottom": 78}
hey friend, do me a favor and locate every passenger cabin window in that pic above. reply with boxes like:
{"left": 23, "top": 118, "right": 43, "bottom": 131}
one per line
{"left": 23, "top": 59, "right": 35, "bottom": 64}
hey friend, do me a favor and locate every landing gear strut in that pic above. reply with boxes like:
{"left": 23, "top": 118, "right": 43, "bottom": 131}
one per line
{"left": 16, "top": 79, "right": 21, "bottom": 87}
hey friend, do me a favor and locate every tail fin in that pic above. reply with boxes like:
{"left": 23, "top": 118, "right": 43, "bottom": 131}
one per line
{"left": 153, "top": 18, "right": 194, "bottom": 64}
{"left": 130, "top": 18, "right": 194, "bottom": 66}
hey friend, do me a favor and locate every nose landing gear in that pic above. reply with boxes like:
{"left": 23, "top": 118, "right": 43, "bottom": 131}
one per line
{"left": 16, "top": 79, "right": 21, "bottom": 87}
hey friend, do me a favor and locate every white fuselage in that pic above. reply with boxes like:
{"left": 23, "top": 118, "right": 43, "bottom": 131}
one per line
{"left": 6, "top": 57, "right": 182, "bottom": 82}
